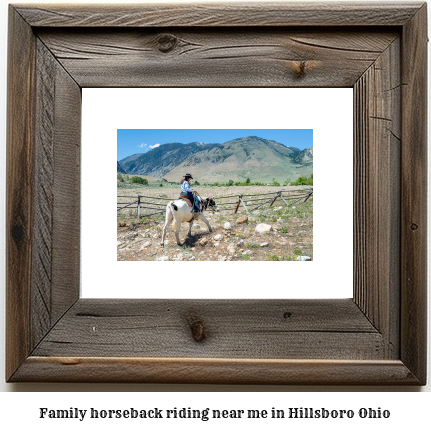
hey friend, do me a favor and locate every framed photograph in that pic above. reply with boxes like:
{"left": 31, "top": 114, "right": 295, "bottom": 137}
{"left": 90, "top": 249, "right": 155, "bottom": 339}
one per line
{"left": 6, "top": 2, "right": 427, "bottom": 384}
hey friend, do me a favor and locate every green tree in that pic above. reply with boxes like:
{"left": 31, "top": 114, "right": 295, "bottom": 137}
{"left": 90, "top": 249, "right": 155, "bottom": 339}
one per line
{"left": 291, "top": 174, "right": 313, "bottom": 186}
{"left": 227, "top": 179, "right": 234, "bottom": 186}
{"left": 117, "top": 173, "right": 124, "bottom": 182}
{"left": 246, "top": 177, "right": 251, "bottom": 184}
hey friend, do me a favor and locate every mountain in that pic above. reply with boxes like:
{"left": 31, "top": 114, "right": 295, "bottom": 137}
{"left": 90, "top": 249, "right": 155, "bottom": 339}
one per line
{"left": 118, "top": 141, "right": 219, "bottom": 177}
{"left": 291, "top": 147, "right": 313, "bottom": 165}
{"left": 164, "top": 136, "right": 313, "bottom": 183}
{"left": 117, "top": 161, "right": 126, "bottom": 174}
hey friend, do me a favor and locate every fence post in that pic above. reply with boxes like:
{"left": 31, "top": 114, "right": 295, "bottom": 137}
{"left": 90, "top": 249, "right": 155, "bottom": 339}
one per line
{"left": 270, "top": 191, "right": 281, "bottom": 206}
{"left": 239, "top": 196, "right": 249, "bottom": 214}
{"left": 234, "top": 195, "right": 242, "bottom": 213}
{"left": 280, "top": 194, "right": 290, "bottom": 206}
{"left": 137, "top": 195, "right": 141, "bottom": 219}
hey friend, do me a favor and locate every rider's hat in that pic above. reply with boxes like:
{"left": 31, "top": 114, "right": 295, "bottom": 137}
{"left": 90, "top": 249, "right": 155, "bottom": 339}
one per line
{"left": 184, "top": 173, "right": 193, "bottom": 179}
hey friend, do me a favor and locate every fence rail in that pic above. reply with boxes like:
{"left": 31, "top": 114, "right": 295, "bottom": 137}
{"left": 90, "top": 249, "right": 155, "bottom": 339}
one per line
{"left": 117, "top": 187, "right": 312, "bottom": 220}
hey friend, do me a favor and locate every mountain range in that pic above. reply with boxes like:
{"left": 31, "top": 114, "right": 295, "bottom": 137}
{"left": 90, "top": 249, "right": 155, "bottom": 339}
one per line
{"left": 119, "top": 141, "right": 219, "bottom": 177}
{"left": 118, "top": 136, "right": 312, "bottom": 183}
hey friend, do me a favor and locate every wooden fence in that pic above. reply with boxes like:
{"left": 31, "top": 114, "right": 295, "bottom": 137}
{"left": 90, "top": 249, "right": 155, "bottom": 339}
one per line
{"left": 117, "top": 187, "right": 313, "bottom": 220}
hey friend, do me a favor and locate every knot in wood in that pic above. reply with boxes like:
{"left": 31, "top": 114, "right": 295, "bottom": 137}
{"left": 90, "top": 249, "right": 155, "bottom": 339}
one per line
{"left": 11, "top": 222, "right": 25, "bottom": 245}
{"left": 157, "top": 34, "right": 178, "bottom": 53}
{"left": 411, "top": 223, "right": 419, "bottom": 231}
{"left": 289, "top": 61, "right": 309, "bottom": 79}
{"left": 186, "top": 314, "right": 206, "bottom": 342}
{"left": 295, "top": 61, "right": 307, "bottom": 78}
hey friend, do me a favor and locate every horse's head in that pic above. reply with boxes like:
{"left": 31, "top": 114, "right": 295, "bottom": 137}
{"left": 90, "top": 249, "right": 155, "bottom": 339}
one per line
{"left": 205, "top": 196, "right": 219, "bottom": 212}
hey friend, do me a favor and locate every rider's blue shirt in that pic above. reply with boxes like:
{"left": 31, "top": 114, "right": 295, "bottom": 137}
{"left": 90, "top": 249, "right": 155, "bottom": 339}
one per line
{"left": 181, "top": 180, "right": 193, "bottom": 194}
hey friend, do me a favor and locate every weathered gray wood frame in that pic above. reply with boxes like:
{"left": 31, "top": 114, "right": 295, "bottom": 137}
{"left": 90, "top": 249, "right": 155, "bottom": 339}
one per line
{"left": 6, "top": 2, "right": 427, "bottom": 384}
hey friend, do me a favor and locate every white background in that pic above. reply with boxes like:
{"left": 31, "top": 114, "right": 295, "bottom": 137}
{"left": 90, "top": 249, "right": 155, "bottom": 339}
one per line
{"left": 82, "top": 87, "right": 353, "bottom": 299}
{"left": 0, "top": 0, "right": 429, "bottom": 412}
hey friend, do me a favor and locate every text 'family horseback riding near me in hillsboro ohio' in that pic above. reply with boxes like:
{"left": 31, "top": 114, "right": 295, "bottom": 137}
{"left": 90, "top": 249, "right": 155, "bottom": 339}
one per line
{"left": 38, "top": 406, "right": 390, "bottom": 421}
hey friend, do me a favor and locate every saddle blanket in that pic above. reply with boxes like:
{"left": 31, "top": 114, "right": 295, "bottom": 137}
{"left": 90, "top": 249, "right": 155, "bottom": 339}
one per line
{"left": 179, "top": 193, "right": 193, "bottom": 207}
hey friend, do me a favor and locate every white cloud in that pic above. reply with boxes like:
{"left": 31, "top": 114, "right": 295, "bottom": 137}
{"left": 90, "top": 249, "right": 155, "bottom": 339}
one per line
{"left": 137, "top": 143, "right": 147, "bottom": 148}
{"left": 149, "top": 143, "right": 160, "bottom": 149}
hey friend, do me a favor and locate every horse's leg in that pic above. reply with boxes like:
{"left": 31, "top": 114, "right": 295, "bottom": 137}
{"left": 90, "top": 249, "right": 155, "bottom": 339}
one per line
{"left": 198, "top": 213, "right": 212, "bottom": 233}
{"left": 175, "top": 222, "right": 182, "bottom": 246}
{"left": 161, "top": 207, "right": 172, "bottom": 247}
{"left": 188, "top": 219, "right": 193, "bottom": 237}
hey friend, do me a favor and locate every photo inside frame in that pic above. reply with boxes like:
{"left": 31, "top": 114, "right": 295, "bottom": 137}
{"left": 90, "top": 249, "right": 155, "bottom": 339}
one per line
{"left": 117, "top": 129, "right": 314, "bottom": 261}
{"left": 81, "top": 88, "right": 353, "bottom": 299}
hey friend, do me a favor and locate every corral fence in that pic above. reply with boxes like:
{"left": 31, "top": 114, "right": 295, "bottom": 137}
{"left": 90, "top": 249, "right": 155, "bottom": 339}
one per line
{"left": 117, "top": 187, "right": 313, "bottom": 220}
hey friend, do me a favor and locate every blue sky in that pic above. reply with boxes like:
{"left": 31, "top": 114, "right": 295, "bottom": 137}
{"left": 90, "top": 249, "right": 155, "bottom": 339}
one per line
{"left": 117, "top": 129, "right": 313, "bottom": 161}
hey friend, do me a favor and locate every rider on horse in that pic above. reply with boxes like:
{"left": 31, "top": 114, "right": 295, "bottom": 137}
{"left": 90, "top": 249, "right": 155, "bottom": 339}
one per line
{"left": 180, "top": 173, "right": 199, "bottom": 213}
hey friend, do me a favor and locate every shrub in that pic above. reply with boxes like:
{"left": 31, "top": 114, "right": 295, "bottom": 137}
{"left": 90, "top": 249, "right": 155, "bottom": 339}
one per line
{"left": 117, "top": 173, "right": 124, "bottom": 182}
{"left": 246, "top": 243, "right": 259, "bottom": 248}
{"left": 130, "top": 176, "right": 148, "bottom": 185}
{"left": 227, "top": 179, "right": 234, "bottom": 186}
{"left": 291, "top": 174, "right": 313, "bottom": 186}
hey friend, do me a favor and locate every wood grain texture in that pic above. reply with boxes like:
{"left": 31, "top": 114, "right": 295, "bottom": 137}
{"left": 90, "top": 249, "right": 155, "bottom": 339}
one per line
{"left": 400, "top": 3, "right": 427, "bottom": 384}
{"left": 31, "top": 39, "right": 81, "bottom": 350}
{"left": 37, "top": 29, "right": 398, "bottom": 88}
{"left": 353, "top": 38, "right": 401, "bottom": 359}
{"left": 6, "top": 2, "right": 427, "bottom": 385}
{"left": 32, "top": 299, "right": 384, "bottom": 360}
{"left": 50, "top": 52, "right": 81, "bottom": 324}
{"left": 6, "top": 7, "right": 36, "bottom": 381}
{"left": 12, "top": 358, "right": 420, "bottom": 385}
{"left": 32, "top": 40, "right": 56, "bottom": 347}
{"left": 15, "top": 2, "right": 423, "bottom": 27}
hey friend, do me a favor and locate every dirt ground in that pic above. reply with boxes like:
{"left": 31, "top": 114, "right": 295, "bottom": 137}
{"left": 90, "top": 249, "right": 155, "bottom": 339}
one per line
{"left": 117, "top": 185, "right": 313, "bottom": 262}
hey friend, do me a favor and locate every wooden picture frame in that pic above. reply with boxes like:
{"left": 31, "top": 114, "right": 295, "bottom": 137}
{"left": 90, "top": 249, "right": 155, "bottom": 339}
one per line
{"left": 6, "top": 2, "right": 427, "bottom": 385}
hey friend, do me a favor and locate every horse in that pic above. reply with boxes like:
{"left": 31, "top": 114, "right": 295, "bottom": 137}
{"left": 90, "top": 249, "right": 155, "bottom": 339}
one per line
{"left": 161, "top": 196, "right": 218, "bottom": 247}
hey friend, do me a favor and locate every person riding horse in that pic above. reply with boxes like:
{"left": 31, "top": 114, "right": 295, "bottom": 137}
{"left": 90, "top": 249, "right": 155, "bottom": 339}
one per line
{"left": 180, "top": 174, "right": 199, "bottom": 213}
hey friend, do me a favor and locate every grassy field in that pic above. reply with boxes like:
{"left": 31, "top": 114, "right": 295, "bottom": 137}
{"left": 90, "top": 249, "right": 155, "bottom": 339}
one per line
{"left": 117, "top": 183, "right": 313, "bottom": 262}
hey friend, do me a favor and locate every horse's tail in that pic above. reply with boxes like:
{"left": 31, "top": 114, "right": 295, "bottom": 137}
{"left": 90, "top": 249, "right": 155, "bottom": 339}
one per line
{"left": 170, "top": 202, "right": 178, "bottom": 231}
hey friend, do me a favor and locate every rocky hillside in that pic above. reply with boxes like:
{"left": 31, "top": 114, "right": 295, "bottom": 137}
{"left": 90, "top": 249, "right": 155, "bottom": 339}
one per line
{"left": 118, "top": 142, "right": 219, "bottom": 177}
{"left": 290, "top": 147, "right": 313, "bottom": 165}
{"left": 164, "top": 136, "right": 313, "bottom": 183}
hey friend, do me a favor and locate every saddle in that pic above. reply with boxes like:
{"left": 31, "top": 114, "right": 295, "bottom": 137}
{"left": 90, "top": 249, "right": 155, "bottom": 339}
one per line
{"left": 179, "top": 193, "right": 193, "bottom": 207}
